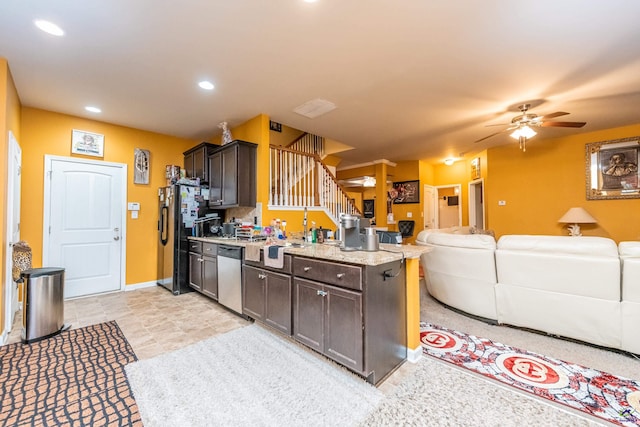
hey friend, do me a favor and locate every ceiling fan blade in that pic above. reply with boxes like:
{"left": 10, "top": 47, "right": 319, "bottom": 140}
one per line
{"left": 474, "top": 129, "right": 511, "bottom": 143}
{"left": 541, "top": 111, "right": 570, "bottom": 119}
{"left": 540, "top": 121, "right": 586, "bottom": 128}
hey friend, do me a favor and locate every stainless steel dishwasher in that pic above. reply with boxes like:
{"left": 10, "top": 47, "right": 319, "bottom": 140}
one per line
{"left": 217, "top": 245, "right": 243, "bottom": 314}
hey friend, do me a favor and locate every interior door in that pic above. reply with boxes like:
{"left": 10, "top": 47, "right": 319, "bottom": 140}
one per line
{"left": 45, "top": 157, "right": 125, "bottom": 299}
{"left": 423, "top": 185, "right": 436, "bottom": 230}
{"left": 4, "top": 131, "right": 21, "bottom": 333}
{"left": 469, "top": 179, "right": 485, "bottom": 229}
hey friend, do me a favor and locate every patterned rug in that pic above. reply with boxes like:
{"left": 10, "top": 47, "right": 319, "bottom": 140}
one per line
{"left": 0, "top": 321, "right": 142, "bottom": 426}
{"left": 420, "top": 323, "right": 640, "bottom": 426}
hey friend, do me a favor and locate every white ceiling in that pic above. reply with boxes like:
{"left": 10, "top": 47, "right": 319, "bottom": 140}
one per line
{"left": 2, "top": 1, "right": 640, "bottom": 167}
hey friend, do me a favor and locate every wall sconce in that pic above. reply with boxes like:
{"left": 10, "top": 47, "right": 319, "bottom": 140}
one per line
{"left": 362, "top": 176, "right": 376, "bottom": 187}
{"left": 444, "top": 158, "right": 455, "bottom": 166}
{"left": 558, "top": 207, "right": 597, "bottom": 236}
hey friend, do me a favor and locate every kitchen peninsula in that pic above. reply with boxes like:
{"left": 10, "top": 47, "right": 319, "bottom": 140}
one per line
{"left": 188, "top": 236, "right": 429, "bottom": 385}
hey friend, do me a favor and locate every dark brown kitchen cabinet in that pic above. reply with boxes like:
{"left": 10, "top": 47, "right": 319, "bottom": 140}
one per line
{"left": 208, "top": 140, "right": 257, "bottom": 208}
{"left": 293, "top": 278, "right": 363, "bottom": 372}
{"left": 184, "top": 142, "right": 217, "bottom": 183}
{"left": 243, "top": 265, "right": 292, "bottom": 335}
{"left": 189, "top": 242, "right": 218, "bottom": 299}
{"left": 292, "top": 255, "right": 406, "bottom": 385}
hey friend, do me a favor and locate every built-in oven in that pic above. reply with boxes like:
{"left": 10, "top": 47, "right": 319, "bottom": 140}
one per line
{"left": 216, "top": 245, "right": 243, "bottom": 314}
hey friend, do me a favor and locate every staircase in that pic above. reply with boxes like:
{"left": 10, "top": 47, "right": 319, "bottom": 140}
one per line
{"left": 269, "top": 140, "right": 361, "bottom": 225}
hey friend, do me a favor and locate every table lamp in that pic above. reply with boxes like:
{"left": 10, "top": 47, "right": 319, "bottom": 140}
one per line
{"left": 558, "top": 207, "right": 597, "bottom": 236}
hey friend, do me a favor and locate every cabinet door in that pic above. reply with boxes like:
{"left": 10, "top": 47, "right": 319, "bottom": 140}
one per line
{"left": 325, "top": 285, "right": 363, "bottom": 372}
{"left": 242, "top": 265, "right": 265, "bottom": 320}
{"left": 221, "top": 145, "right": 238, "bottom": 206}
{"left": 193, "top": 147, "right": 206, "bottom": 181}
{"left": 201, "top": 255, "right": 218, "bottom": 300}
{"left": 184, "top": 152, "right": 194, "bottom": 180}
{"left": 189, "top": 252, "right": 202, "bottom": 291}
{"left": 265, "top": 271, "right": 292, "bottom": 335}
{"left": 293, "top": 278, "right": 324, "bottom": 353}
{"left": 208, "top": 152, "right": 222, "bottom": 205}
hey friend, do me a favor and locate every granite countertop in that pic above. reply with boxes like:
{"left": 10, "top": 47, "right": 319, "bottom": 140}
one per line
{"left": 188, "top": 236, "right": 430, "bottom": 266}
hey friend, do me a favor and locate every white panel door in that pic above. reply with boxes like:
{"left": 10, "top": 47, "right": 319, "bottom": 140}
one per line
{"left": 5, "top": 131, "right": 21, "bottom": 333}
{"left": 46, "top": 158, "right": 124, "bottom": 298}
{"left": 423, "top": 185, "right": 437, "bottom": 230}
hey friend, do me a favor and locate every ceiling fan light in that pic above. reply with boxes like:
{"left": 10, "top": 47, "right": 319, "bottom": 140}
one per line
{"left": 510, "top": 125, "right": 536, "bottom": 140}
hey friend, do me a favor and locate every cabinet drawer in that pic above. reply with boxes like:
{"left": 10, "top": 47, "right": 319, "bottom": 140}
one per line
{"left": 202, "top": 242, "right": 218, "bottom": 256}
{"left": 244, "top": 252, "right": 292, "bottom": 274}
{"left": 293, "top": 257, "right": 362, "bottom": 291}
{"left": 188, "top": 241, "right": 202, "bottom": 254}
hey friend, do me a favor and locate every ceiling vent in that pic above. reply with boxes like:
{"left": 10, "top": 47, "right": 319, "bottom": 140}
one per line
{"left": 293, "top": 98, "right": 337, "bottom": 119}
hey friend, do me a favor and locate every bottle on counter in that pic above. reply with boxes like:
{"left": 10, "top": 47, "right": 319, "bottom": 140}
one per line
{"left": 317, "top": 226, "right": 324, "bottom": 243}
{"left": 311, "top": 221, "right": 317, "bottom": 243}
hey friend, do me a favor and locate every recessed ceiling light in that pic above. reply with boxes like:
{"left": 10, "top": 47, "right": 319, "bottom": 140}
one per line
{"left": 303, "top": 0, "right": 318, "bottom": 3}
{"left": 85, "top": 106, "right": 101, "bottom": 113}
{"left": 198, "top": 81, "right": 215, "bottom": 90}
{"left": 34, "top": 19, "right": 64, "bottom": 36}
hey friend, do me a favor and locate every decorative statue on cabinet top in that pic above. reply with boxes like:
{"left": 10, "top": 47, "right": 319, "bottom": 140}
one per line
{"left": 219, "top": 121, "right": 233, "bottom": 145}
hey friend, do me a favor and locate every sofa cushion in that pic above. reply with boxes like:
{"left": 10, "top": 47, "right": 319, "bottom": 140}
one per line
{"left": 620, "top": 241, "right": 640, "bottom": 303}
{"left": 497, "top": 235, "right": 619, "bottom": 257}
{"left": 426, "top": 232, "right": 496, "bottom": 250}
{"left": 496, "top": 235, "right": 620, "bottom": 301}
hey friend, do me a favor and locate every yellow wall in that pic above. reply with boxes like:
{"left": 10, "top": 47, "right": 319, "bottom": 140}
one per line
{"left": 486, "top": 124, "right": 640, "bottom": 242}
{"left": 1, "top": 59, "right": 22, "bottom": 333}
{"left": 20, "top": 108, "right": 197, "bottom": 285}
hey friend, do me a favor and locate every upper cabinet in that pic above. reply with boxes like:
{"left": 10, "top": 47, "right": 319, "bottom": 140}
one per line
{"left": 209, "top": 140, "right": 257, "bottom": 208}
{"left": 184, "top": 142, "right": 218, "bottom": 183}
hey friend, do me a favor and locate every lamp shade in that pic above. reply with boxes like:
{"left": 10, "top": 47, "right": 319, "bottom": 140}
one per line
{"left": 558, "top": 207, "right": 597, "bottom": 224}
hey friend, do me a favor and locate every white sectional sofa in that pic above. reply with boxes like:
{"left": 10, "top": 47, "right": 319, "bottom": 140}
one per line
{"left": 620, "top": 242, "right": 640, "bottom": 354}
{"left": 416, "top": 229, "right": 640, "bottom": 355}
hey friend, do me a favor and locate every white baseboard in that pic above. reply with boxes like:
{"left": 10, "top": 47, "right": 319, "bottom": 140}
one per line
{"left": 1, "top": 329, "right": 7, "bottom": 345}
{"left": 407, "top": 345, "right": 423, "bottom": 363}
{"left": 125, "top": 280, "right": 158, "bottom": 291}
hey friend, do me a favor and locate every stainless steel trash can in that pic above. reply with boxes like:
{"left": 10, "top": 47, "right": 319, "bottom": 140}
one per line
{"left": 21, "top": 267, "right": 66, "bottom": 343}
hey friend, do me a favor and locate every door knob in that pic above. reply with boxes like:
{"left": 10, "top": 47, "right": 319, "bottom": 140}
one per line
{"left": 114, "top": 236, "right": 120, "bottom": 241}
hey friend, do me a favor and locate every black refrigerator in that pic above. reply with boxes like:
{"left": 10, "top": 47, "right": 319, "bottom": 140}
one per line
{"left": 157, "top": 184, "right": 207, "bottom": 295}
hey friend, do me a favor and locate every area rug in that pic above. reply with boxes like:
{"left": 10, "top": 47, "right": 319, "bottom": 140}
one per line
{"left": 0, "top": 321, "right": 142, "bottom": 426}
{"left": 419, "top": 322, "right": 640, "bottom": 426}
{"left": 125, "top": 324, "right": 382, "bottom": 426}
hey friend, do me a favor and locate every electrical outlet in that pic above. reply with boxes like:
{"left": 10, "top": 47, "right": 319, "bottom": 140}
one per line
{"left": 407, "top": 212, "right": 412, "bottom": 218}
{"left": 498, "top": 200, "right": 506, "bottom": 206}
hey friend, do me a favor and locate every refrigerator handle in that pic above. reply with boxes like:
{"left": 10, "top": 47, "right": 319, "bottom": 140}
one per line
{"left": 160, "top": 205, "right": 169, "bottom": 245}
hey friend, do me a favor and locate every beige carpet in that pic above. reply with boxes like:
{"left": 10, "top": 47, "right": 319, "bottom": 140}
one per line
{"left": 125, "top": 324, "right": 382, "bottom": 426}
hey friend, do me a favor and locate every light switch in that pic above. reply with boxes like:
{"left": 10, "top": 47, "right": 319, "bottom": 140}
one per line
{"left": 498, "top": 200, "right": 506, "bottom": 206}
{"left": 407, "top": 212, "right": 413, "bottom": 218}
{"left": 131, "top": 211, "right": 139, "bottom": 219}
{"left": 128, "top": 202, "right": 140, "bottom": 211}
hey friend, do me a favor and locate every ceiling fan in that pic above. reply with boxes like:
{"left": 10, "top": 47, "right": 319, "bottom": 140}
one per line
{"left": 475, "top": 103, "right": 586, "bottom": 151}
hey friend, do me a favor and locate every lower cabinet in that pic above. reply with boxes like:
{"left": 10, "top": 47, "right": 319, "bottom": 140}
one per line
{"left": 201, "top": 256, "right": 218, "bottom": 299}
{"left": 293, "top": 278, "right": 363, "bottom": 373}
{"left": 243, "top": 265, "right": 292, "bottom": 335}
{"left": 189, "top": 242, "right": 218, "bottom": 300}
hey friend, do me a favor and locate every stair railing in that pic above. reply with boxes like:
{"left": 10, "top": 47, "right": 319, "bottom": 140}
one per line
{"left": 269, "top": 145, "right": 361, "bottom": 224}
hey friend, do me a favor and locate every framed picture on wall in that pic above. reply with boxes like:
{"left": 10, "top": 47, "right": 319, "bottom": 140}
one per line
{"left": 71, "top": 129, "right": 104, "bottom": 157}
{"left": 363, "top": 199, "right": 375, "bottom": 218}
{"left": 392, "top": 180, "right": 420, "bottom": 204}
{"left": 586, "top": 136, "right": 640, "bottom": 200}
{"left": 471, "top": 157, "right": 481, "bottom": 180}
